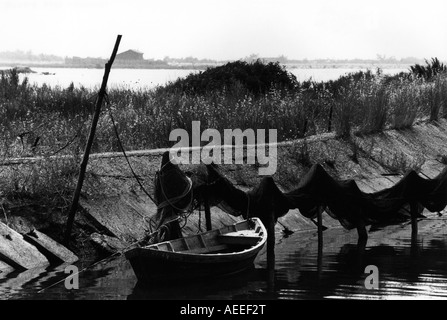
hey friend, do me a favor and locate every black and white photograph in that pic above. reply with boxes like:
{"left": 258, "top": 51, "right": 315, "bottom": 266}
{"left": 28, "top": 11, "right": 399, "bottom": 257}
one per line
{"left": 1, "top": 0, "right": 447, "bottom": 308}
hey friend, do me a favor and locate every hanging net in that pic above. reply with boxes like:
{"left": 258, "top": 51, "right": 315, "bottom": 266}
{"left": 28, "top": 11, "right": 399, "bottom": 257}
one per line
{"left": 156, "top": 151, "right": 447, "bottom": 230}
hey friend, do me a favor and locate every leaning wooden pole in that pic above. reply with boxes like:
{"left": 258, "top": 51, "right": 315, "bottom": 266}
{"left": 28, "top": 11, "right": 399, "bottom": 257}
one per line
{"left": 64, "top": 35, "right": 122, "bottom": 245}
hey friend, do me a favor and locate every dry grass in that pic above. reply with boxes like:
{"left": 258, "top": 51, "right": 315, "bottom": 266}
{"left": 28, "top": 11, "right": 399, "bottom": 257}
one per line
{"left": 1, "top": 66, "right": 447, "bottom": 206}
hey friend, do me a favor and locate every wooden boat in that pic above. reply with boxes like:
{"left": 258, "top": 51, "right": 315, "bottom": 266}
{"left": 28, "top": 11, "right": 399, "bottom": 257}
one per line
{"left": 125, "top": 218, "right": 267, "bottom": 283}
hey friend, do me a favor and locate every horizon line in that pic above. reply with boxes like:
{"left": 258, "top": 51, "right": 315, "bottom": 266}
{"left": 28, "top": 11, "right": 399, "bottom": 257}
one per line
{"left": 0, "top": 50, "right": 441, "bottom": 64}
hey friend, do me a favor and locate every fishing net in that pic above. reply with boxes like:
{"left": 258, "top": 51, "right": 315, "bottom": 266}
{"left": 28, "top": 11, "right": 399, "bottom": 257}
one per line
{"left": 152, "top": 152, "right": 193, "bottom": 240}
{"left": 156, "top": 151, "right": 447, "bottom": 231}
{"left": 154, "top": 152, "right": 193, "bottom": 215}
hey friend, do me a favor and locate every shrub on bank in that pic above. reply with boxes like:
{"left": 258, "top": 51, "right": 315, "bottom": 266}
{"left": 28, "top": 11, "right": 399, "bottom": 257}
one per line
{"left": 159, "top": 59, "right": 299, "bottom": 96}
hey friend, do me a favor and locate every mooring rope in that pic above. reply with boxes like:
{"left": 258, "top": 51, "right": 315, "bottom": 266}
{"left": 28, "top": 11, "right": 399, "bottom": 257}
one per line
{"left": 105, "top": 95, "right": 195, "bottom": 234}
{"left": 36, "top": 232, "right": 150, "bottom": 294}
{"left": 156, "top": 172, "right": 193, "bottom": 212}
{"left": 50, "top": 132, "right": 79, "bottom": 156}
{"left": 0, "top": 203, "right": 9, "bottom": 227}
{"left": 105, "top": 95, "right": 157, "bottom": 205}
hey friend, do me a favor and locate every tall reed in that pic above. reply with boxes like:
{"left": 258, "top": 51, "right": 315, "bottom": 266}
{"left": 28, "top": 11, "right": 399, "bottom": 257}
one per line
{"left": 1, "top": 64, "right": 447, "bottom": 159}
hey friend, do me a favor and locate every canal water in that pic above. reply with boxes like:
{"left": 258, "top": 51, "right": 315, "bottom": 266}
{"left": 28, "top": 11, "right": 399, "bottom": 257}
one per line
{"left": 6, "top": 67, "right": 408, "bottom": 90}
{"left": 1, "top": 214, "right": 447, "bottom": 300}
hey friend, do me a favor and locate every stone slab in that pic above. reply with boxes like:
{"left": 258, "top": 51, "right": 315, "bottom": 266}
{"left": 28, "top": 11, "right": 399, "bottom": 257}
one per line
{"left": 80, "top": 192, "right": 156, "bottom": 242}
{"left": 0, "top": 260, "right": 14, "bottom": 274}
{"left": 420, "top": 159, "right": 445, "bottom": 179}
{"left": 0, "top": 222, "right": 49, "bottom": 270}
{"left": 23, "top": 229, "right": 78, "bottom": 264}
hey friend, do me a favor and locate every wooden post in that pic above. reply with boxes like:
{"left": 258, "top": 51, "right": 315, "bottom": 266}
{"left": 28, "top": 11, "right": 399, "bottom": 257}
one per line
{"left": 64, "top": 35, "right": 122, "bottom": 245}
{"left": 317, "top": 210, "right": 323, "bottom": 280}
{"left": 327, "top": 103, "right": 334, "bottom": 132}
{"left": 357, "top": 220, "right": 368, "bottom": 247}
{"left": 317, "top": 210, "right": 323, "bottom": 255}
{"left": 204, "top": 195, "right": 212, "bottom": 231}
{"left": 410, "top": 200, "right": 419, "bottom": 258}
{"left": 410, "top": 201, "right": 418, "bottom": 240}
{"left": 267, "top": 210, "right": 276, "bottom": 291}
{"left": 267, "top": 211, "right": 276, "bottom": 272}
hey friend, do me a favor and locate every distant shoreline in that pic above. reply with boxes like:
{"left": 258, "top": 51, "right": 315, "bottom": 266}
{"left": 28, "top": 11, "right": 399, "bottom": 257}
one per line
{"left": 0, "top": 62, "right": 206, "bottom": 70}
{"left": 0, "top": 61, "right": 412, "bottom": 71}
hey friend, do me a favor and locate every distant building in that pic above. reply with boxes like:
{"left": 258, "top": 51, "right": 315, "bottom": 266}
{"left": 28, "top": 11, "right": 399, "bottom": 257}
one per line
{"left": 116, "top": 50, "right": 144, "bottom": 61}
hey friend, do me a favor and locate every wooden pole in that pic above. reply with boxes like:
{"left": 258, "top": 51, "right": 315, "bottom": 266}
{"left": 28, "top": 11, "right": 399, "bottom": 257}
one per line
{"left": 357, "top": 220, "right": 368, "bottom": 247}
{"left": 267, "top": 221, "right": 275, "bottom": 271}
{"left": 317, "top": 209, "right": 323, "bottom": 255}
{"left": 204, "top": 195, "right": 212, "bottom": 231}
{"left": 410, "top": 201, "right": 419, "bottom": 240}
{"left": 267, "top": 210, "right": 276, "bottom": 291}
{"left": 64, "top": 35, "right": 122, "bottom": 245}
{"left": 327, "top": 103, "right": 334, "bottom": 132}
{"left": 410, "top": 201, "right": 420, "bottom": 256}
{"left": 317, "top": 210, "right": 323, "bottom": 280}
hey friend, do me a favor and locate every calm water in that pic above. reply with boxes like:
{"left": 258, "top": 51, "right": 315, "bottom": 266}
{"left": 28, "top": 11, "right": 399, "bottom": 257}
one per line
{"left": 9, "top": 67, "right": 408, "bottom": 90}
{"left": 16, "top": 67, "right": 199, "bottom": 90}
{"left": 2, "top": 216, "right": 447, "bottom": 300}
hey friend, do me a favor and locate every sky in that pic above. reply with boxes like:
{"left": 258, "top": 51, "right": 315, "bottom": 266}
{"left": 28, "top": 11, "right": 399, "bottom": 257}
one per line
{"left": 2, "top": 0, "right": 447, "bottom": 61}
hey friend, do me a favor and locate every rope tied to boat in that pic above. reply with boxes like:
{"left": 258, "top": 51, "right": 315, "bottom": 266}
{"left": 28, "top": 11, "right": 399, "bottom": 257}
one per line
{"left": 105, "top": 96, "right": 187, "bottom": 241}
{"left": 105, "top": 95, "right": 157, "bottom": 205}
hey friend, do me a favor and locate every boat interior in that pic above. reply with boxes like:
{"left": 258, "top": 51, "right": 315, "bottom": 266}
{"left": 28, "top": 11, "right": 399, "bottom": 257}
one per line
{"left": 148, "top": 220, "right": 264, "bottom": 254}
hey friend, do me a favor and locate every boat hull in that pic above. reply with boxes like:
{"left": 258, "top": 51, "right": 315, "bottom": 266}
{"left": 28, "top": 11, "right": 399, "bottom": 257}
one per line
{"left": 125, "top": 218, "right": 267, "bottom": 284}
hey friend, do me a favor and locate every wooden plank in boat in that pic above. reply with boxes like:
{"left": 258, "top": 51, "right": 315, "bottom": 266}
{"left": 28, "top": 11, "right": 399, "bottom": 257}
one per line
{"left": 224, "top": 230, "right": 259, "bottom": 237}
{"left": 218, "top": 230, "right": 262, "bottom": 246}
{"left": 184, "top": 244, "right": 229, "bottom": 254}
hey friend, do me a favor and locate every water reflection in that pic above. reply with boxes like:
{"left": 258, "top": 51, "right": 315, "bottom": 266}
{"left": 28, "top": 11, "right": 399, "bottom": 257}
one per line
{"left": 272, "top": 233, "right": 447, "bottom": 300}
{"left": 0, "top": 264, "right": 67, "bottom": 300}
{"left": 127, "top": 267, "right": 271, "bottom": 300}
{"left": 2, "top": 218, "right": 447, "bottom": 300}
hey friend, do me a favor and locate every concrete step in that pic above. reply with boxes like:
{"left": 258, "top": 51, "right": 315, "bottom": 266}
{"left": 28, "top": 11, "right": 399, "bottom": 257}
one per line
{"left": 23, "top": 229, "right": 78, "bottom": 264}
{"left": 0, "top": 260, "right": 14, "bottom": 274}
{"left": 80, "top": 192, "right": 156, "bottom": 242}
{"left": 0, "top": 222, "right": 49, "bottom": 270}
